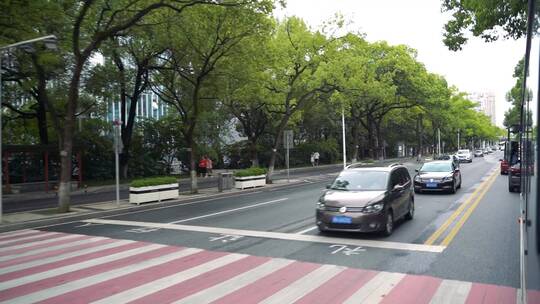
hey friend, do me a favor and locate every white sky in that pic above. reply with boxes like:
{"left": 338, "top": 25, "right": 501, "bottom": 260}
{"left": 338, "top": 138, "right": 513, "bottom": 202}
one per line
{"left": 275, "top": 0, "right": 539, "bottom": 127}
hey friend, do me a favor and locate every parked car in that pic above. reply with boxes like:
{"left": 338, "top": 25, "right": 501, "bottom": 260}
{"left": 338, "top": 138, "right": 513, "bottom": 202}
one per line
{"left": 316, "top": 163, "right": 414, "bottom": 236}
{"left": 509, "top": 161, "right": 521, "bottom": 192}
{"left": 413, "top": 160, "right": 462, "bottom": 194}
{"left": 456, "top": 149, "right": 473, "bottom": 163}
{"left": 474, "top": 149, "right": 484, "bottom": 157}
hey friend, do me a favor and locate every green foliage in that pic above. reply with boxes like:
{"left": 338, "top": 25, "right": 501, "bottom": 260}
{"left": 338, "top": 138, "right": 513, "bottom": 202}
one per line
{"left": 234, "top": 167, "right": 267, "bottom": 177}
{"left": 441, "top": 0, "right": 532, "bottom": 51}
{"left": 130, "top": 176, "right": 178, "bottom": 188}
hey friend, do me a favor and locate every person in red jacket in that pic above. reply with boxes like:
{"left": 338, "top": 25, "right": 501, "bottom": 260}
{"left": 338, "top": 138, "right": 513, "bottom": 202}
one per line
{"left": 198, "top": 157, "right": 207, "bottom": 177}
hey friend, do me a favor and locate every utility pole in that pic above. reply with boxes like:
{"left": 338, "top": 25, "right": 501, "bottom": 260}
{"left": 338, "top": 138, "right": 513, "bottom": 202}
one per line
{"left": 341, "top": 106, "right": 347, "bottom": 169}
{"left": 113, "top": 120, "right": 123, "bottom": 205}
{"left": 438, "top": 128, "right": 441, "bottom": 156}
{"left": 457, "top": 129, "right": 460, "bottom": 150}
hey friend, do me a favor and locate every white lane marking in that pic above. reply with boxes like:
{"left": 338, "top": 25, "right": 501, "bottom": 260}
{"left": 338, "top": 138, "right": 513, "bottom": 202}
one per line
{"left": 0, "top": 230, "right": 37, "bottom": 240}
{"left": 295, "top": 226, "right": 318, "bottom": 235}
{"left": 343, "top": 271, "right": 405, "bottom": 304}
{"left": 429, "top": 279, "right": 472, "bottom": 304}
{"left": 0, "top": 239, "right": 129, "bottom": 275}
{"left": 0, "top": 234, "right": 81, "bottom": 253}
{"left": 0, "top": 231, "right": 60, "bottom": 247}
{"left": 84, "top": 219, "right": 446, "bottom": 253}
{"left": 173, "top": 258, "right": 294, "bottom": 304}
{"left": 260, "top": 264, "right": 345, "bottom": 304}
{"left": 0, "top": 237, "right": 121, "bottom": 263}
{"left": 168, "top": 198, "right": 289, "bottom": 224}
{"left": 6, "top": 248, "right": 202, "bottom": 304}
{"left": 91, "top": 252, "right": 245, "bottom": 304}
{"left": 0, "top": 243, "right": 163, "bottom": 291}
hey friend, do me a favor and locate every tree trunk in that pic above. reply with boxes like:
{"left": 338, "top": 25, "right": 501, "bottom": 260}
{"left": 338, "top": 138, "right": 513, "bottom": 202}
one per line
{"left": 58, "top": 61, "right": 84, "bottom": 212}
{"left": 351, "top": 123, "right": 359, "bottom": 162}
{"left": 189, "top": 141, "right": 198, "bottom": 194}
{"left": 249, "top": 138, "right": 259, "bottom": 167}
{"left": 375, "top": 121, "right": 383, "bottom": 160}
{"left": 267, "top": 117, "right": 289, "bottom": 183}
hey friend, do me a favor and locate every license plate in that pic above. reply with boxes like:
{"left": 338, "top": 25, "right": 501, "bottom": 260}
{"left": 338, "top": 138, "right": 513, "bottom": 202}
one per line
{"left": 332, "top": 216, "right": 352, "bottom": 224}
{"left": 426, "top": 183, "right": 438, "bottom": 188}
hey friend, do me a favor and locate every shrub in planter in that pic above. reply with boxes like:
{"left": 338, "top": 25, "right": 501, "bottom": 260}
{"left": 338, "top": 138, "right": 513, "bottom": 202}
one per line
{"left": 129, "top": 176, "right": 178, "bottom": 205}
{"left": 234, "top": 168, "right": 267, "bottom": 189}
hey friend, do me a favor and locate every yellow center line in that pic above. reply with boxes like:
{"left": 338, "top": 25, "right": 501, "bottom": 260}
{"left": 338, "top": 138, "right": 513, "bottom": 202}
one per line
{"left": 440, "top": 170, "right": 499, "bottom": 246}
{"left": 424, "top": 169, "right": 498, "bottom": 245}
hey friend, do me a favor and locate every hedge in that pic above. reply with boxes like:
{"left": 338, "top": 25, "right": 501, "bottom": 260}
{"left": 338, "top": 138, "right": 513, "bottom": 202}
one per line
{"left": 130, "top": 176, "right": 178, "bottom": 188}
{"left": 234, "top": 167, "right": 267, "bottom": 177}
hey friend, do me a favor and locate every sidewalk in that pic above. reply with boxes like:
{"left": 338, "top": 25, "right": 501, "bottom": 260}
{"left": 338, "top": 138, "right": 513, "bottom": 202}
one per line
{"left": 0, "top": 157, "right": 415, "bottom": 231}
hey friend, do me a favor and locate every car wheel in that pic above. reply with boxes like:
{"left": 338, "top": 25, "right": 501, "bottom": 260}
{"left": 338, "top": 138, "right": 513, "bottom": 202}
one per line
{"left": 449, "top": 181, "right": 457, "bottom": 194}
{"left": 382, "top": 211, "right": 394, "bottom": 236}
{"left": 405, "top": 199, "right": 414, "bottom": 220}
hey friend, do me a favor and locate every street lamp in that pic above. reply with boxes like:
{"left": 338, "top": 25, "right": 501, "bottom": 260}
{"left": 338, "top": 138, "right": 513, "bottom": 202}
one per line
{"left": 0, "top": 35, "right": 57, "bottom": 224}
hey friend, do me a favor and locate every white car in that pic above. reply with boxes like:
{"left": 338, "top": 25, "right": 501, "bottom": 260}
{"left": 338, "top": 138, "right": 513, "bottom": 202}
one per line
{"left": 456, "top": 149, "right": 473, "bottom": 163}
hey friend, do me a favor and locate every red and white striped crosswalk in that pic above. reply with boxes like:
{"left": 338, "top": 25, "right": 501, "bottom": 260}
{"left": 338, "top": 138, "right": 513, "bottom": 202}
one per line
{"left": 0, "top": 229, "right": 537, "bottom": 304}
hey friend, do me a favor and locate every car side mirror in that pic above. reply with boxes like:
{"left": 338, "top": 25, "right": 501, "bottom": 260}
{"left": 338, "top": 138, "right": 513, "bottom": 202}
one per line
{"left": 415, "top": 169, "right": 419, "bottom": 172}
{"left": 454, "top": 168, "right": 460, "bottom": 172}
{"left": 326, "top": 184, "right": 331, "bottom": 189}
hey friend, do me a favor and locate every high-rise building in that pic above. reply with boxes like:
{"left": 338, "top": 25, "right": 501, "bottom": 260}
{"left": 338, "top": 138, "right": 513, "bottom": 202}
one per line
{"left": 105, "top": 91, "right": 169, "bottom": 122}
{"left": 468, "top": 92, "right": 496, "bottom": 125}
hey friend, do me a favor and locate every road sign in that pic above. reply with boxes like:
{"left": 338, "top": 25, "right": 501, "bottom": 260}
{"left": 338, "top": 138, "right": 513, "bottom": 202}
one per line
{"left": 283, "top": 130, "right": 293, "bottom": 148}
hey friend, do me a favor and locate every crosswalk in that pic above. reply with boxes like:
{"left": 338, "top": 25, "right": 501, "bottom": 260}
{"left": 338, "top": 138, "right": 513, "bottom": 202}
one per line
{"left": 0, "top": 229, "right": 537, "bottom": 303}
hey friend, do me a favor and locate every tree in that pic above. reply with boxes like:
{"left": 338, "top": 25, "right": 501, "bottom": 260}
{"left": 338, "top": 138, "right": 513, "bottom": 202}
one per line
{"left": 152, "top": 3, "right": 273, "bottom": 193}
{"left": 441, "top": 0, "right": 534, "bottom": 51}
{"left": 263, "top": 17, "right": 336, "bottom": 182}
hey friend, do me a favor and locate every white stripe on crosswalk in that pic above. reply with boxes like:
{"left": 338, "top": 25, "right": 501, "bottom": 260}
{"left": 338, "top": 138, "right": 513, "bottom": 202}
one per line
{"left": 0, "top": 239, "right": 132, "bottom": 275}
{"left": 260, "top": 265, "right": 345, "bottom": 304}
{"left": 173, "top": 258, "right": 294, "bottom": 304}
{"left": 0, "top": 237, "right": 121, "bottom": 263}
{"left": 429, "top": 280, "right": 472, "bottom": 304}
{"left": 0, "top": 234, "right": 81, "bottom": 253}
{"left": 0, "top": 243, "right": 166, "bottom": 292}
{"left": 0, "top": 230, "right": 37, "bottom": 240}
{"left": 3, "top": 247, "right": 202, "bottom": 304}
{"left": 343, "top": 271, "right": 405, "bottom": 304}
{"left": 0, "top": 232, "right": 61, "bottom": 247}
{"left": 84, "top": 219, "right": 446, "bottom": 253}
{"left": 92, "top": 253, "right": 246, "bottom": 304}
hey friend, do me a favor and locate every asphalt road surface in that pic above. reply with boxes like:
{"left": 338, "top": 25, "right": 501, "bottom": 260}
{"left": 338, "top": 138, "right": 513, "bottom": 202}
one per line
{"left": 3, "top": 165, "right": 344, "bottom": 213}
{"left": 2, "top": 151, "right": 527, "bottom": 302}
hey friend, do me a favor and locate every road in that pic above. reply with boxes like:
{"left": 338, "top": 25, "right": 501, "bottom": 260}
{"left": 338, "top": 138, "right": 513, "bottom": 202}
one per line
{"left": 0, "top": 151, "right": 531, "bottom": 303}
{"left": 3, "top": 165, "right": 344, "bottom": 213}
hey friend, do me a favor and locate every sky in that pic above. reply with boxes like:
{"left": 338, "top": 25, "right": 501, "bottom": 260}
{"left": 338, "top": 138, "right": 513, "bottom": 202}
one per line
{"left": 274, "top": 0, "right": 539, "bottom": 127}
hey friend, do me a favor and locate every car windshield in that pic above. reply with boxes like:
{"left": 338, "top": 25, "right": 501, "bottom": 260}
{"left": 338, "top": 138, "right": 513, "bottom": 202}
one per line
{"left": 330, "top": 171, "right": 388, "bottom": 191}
{"left": 420, "top": 162, "right": 452, "bottom": 172}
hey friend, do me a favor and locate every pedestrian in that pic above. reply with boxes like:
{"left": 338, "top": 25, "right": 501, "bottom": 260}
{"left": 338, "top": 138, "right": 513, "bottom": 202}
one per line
{"left": 310, "top": 153, "right": 315, "bottom": 167}
{"left": 198, "top": 156, "right": 207, "bottom": 177}
{"left": 206, "top": 156, "right": 213, "bottom": 177}
{"left": 313, "top": 151, "right": 320, "bottom": 166}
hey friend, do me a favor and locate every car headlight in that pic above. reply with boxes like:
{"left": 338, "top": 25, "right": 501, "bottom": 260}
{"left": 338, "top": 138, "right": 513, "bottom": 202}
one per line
{"left": 442, "top": 175, "right": 454, "bottom": 182}
{"left": 414, "top": 175, "right": 421, "bottom": 182}
{"left": 317, "top": 196, "right": 326, "bottom": 210}
{"left": 363, "top": 202, "right": 384, "bottom": 214}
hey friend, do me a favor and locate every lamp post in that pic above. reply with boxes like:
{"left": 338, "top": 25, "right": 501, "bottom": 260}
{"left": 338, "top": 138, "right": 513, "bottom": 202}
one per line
{"left": 341, "top": 105, "right": 347, "bottom": 169}
{"left": 0, "top": 35, "right": 57, "bottom": 224}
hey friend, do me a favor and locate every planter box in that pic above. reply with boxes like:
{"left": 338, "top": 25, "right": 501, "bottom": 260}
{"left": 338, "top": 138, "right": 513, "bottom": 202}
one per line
{"left": 129, "top": 183, "right": 179, "bottom": 205}
{"left": 235, "top": 174, "right": 266, "bottom": 189}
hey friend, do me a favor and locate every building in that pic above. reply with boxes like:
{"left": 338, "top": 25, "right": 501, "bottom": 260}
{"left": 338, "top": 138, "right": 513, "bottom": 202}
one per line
{"left": 468, "top": 92, "right": 496, "bottom": 125}
{"left": 105, "top": 91, "right": 169, "bottom": 122}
